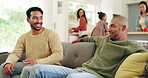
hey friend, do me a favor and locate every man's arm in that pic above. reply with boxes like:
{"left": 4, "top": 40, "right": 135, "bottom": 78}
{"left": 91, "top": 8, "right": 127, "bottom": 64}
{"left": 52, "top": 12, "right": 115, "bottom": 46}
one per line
{"left": 5, "top": 35, "right": 25, "bottom": 65}
{"left": 72, "top": 36, "right": 99, "bottom": 44}
{"left": 72, "top": 38, "right": 84, "bottom": 44}
{"left": 74, "top": 17, "right": 86, "bottom": 31}
{"left": 3, "top": 35, "right": 25, "bottom": 74}
{"left": 37, "top": 31, "right": 63, "bottom": 64}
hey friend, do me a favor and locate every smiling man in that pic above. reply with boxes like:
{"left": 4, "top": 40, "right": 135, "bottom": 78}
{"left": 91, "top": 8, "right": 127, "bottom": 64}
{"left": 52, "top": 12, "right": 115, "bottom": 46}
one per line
{"left": 0, "top": 7, "right": 63, "bottom": 78}
{"left": 18, "top": 16, "right": 147, "bottom": 78}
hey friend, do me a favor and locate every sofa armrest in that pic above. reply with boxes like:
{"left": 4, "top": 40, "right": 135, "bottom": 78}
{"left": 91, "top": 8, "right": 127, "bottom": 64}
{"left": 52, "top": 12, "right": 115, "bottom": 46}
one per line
{"left": 0, "top": 52, "right": 26, "bottom": 65}
{"left": 0, "top": 53, "right": 9, "bottom": 65}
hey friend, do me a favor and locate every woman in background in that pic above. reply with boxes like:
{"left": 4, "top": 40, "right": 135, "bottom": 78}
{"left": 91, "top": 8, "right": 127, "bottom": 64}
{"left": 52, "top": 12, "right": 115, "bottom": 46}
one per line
{"left": 91, "top": 12, "right": 108, "bottom": 36}
{"left": 69, "top": 8, "right": 87, "bottom": 37}
{"left": 136, "top": 1, "right": 148, "bottom": 32}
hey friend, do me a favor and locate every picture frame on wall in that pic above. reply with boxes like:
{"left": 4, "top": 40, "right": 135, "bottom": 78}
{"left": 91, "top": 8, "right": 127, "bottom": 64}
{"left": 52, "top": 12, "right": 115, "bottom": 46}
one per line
{"left": 57, "top": 1, "right": 62, "bottom": 14}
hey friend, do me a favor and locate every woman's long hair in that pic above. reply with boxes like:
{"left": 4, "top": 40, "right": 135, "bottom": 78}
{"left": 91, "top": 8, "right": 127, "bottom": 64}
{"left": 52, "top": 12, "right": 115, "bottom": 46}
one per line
{"left": 77, "top": 8, "right": 88, "bottom": 23}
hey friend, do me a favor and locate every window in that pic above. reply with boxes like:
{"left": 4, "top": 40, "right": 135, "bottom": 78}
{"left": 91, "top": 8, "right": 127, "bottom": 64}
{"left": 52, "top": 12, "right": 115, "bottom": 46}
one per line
{"left": 68, "top": 0, "right": 97, "bottom": 32}
{"left": 0, "top": 0, "right": 28, "bottom": 52}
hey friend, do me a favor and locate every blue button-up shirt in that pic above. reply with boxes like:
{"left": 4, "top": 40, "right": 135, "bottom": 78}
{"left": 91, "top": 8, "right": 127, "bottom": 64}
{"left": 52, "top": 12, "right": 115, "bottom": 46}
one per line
{"left": 136, "top": 13, "right": 148, "bottom": 28}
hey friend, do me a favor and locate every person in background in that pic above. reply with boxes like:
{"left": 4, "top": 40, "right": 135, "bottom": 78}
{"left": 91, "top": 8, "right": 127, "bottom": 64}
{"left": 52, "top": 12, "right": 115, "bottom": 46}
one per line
{"left": 20, "top": 16, "right": 147, "bottom": 78}
{"left": 91, "top": 12, "right": 108, "bottom": 36}
{"left": 0, "top": 7, "right": 63, "bottom": 78}
{"left": 136, "top": 1, "right": 148, "bottom": 32}
{"left": 69, "top": 8, "right": 88, "bottom": 38}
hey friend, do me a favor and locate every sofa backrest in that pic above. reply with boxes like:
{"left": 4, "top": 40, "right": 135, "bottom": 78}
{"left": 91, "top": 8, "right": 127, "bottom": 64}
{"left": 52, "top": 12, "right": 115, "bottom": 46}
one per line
{"left": 0, "top": 42, "right": 96, "bottom": 69}
{"left": 61, "top": 42, "right": 96, "bottom": 68}
{"left": 0, "top": 53, "right": 9, "bottom": 65}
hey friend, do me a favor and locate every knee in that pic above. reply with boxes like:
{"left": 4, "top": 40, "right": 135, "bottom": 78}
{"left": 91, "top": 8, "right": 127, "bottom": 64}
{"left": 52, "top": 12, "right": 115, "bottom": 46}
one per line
{"left": 21, "top": 65, "right": 46, "bottom": 78}
{"left": 22, "top": 65, "right": 36, "bottom": 73}
{"left": 22, "top": 65, "right": 42, "bottom": 74}
{"left": 21, "top": 65, "right": 38, "bottom": 78}
{"left": 22, "top": 66, "right": 30, "bottom": 74}
{"left": 21, "top": 66, "right": 30, "bottom": 78}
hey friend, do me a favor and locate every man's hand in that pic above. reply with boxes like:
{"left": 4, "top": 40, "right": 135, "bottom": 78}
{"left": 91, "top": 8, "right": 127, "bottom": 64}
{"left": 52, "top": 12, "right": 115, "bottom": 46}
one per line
{"left": 23, "top": 58, "right": 37, "bottom": 66}
{"left": 71, "top": 38, "right": 83, "bottom": 44}
{"left": 4, "top": 63, "right": 14, "bottom": 75}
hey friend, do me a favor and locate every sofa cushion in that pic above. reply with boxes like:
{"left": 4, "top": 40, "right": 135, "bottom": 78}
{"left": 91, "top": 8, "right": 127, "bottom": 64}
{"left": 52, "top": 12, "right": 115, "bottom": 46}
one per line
{"left": 12, "top": 75, "right": 20, "bottom": 78}
{"left": 0, "top": 53, "right": 9, "bottom": 65}
{"left": 61, "top": 42, "right": 96, "bottom": 68}
{"left": 115, "top": 53, "right": 148, "bottom": 78}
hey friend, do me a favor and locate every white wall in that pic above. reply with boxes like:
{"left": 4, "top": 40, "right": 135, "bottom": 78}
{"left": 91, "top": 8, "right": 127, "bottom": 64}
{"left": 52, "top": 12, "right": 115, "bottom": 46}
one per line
{"left": 54, "top": 0, "right": 69, "bottom": 42}
{"left": 100, "top": 0, "right": 113, "bottom": 24}
{"left": 100, "top": 0, "right": 123, "bottom": 24}
{"left": 113, "top": 0, "right": 122, "bottom": 15}
{"left": 37, "top": 0, "right": 54, "bottom": 30}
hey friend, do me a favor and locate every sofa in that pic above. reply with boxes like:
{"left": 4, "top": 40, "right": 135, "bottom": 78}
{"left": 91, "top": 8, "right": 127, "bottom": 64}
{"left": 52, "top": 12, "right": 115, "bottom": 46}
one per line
{"left": 0, "top": 42, "right": 148, "bottom": 78}
{"left": 0, "top": 42, "right": 96, "bottom": 78}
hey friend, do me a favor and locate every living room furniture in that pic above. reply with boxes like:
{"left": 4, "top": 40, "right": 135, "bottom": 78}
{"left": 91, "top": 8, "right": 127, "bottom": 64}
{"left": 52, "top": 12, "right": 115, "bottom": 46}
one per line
{"left": 0, "top": 42, "right": 148, "bottom": 78}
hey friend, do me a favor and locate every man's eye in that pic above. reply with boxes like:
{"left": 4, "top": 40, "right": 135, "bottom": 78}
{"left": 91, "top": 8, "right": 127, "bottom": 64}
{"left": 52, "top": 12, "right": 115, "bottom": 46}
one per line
{"left": 109, "top": 24, "right": 113, "bottom": 27}
{"left": 33, "top": 17, "right": 42, "bottom": 20}
{"left": 33, "top": 17, "right": 37, "bottom": 19}
{"left": 40, "top": 17, "right": 43, "bottom": 19}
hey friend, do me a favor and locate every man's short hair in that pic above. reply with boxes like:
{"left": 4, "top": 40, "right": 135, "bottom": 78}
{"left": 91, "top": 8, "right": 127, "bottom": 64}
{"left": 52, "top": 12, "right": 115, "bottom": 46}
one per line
{"left": 113, "top": 16, "right": 129, "bottom": 28}
{"left": 26, "top": 7, "right": 43, "bottom": 18}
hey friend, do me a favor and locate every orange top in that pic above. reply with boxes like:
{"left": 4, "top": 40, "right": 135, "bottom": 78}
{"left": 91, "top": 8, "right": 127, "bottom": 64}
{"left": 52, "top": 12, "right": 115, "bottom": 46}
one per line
{"left": 73, "top": 17, "right": 87, "bottom": 32}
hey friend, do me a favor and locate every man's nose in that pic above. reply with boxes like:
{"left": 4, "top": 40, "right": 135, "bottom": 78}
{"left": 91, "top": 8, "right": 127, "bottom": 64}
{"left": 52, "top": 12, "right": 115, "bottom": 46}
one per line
{"left": 36, "top": 18, "right": 40, "bottom": 22}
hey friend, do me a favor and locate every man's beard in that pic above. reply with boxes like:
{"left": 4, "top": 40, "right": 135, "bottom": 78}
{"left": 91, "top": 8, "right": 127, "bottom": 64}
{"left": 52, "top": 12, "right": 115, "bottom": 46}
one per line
{"left": 31, "top": 24, "right": 42, "bottom": 31}
{"left": 110, "top": 32, "right": 120, "bottom": 41}
{"left": 110, "top": 28, "right": 121, "bottom": 41}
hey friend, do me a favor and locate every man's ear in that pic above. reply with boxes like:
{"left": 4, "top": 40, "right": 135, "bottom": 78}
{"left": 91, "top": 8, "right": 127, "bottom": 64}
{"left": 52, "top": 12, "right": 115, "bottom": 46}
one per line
{"left": 122, "top": 25, "right": 126, "bottom": 31}
{"left": 27, "top": 18, "right": 30, "bottom": 23}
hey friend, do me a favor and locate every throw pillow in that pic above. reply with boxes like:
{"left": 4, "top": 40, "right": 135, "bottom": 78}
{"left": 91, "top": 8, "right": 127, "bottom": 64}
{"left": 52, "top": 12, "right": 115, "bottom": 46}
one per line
{"left": 114, "top": 53, "right": 148, "bottom": 78}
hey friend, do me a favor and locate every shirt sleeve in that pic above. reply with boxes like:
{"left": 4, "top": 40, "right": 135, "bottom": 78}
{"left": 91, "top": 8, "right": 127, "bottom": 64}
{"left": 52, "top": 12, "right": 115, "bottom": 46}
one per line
{"left": 127, "top": 41, "right": 148, "bottom": 55}
{"left": 83, "top": 36, "right": 106, "bottom": 46}
{"left": 5, "top": 35, "right": 25, "bottom": 65}
{"left": 37, "top": 31, "right": 63, "bottom": 64}
{"left": 83, "top": 37, "right": 96, "bottom": 42}
{"left": 74, "top": 17, "right": 86, "bottom": 31}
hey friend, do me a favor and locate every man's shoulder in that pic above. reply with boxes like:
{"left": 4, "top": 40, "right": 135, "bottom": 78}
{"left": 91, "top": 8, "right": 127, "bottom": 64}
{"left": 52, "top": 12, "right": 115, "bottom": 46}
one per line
{"left": 44, "top": 28, "right": 57, "bottom": 34}
{"left": 127, "top": 40, "right": 146, "bottom": 50}
{"left": 43, "top": 28, "right": 58, "bottom": 37}
{"left": 19, "top": 31, "right": 30, "bottom": 38}
{"left": 84, "top": 35, "right": 107, "bottom": 41}
{"left": 128, "top": 40, "right": 139, "bottom": 45}
{"left": 16, "top": 31, "right": 30, "bottom": 41}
